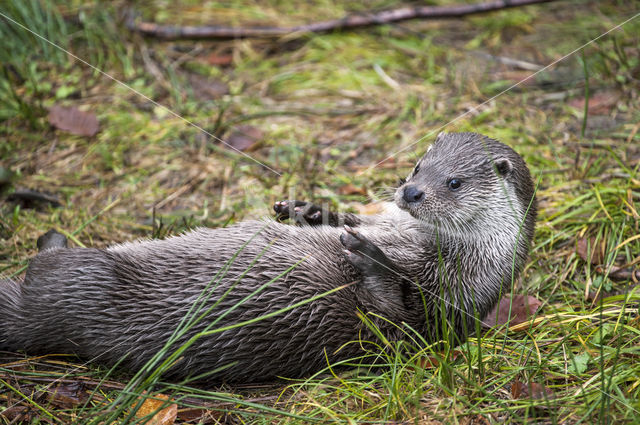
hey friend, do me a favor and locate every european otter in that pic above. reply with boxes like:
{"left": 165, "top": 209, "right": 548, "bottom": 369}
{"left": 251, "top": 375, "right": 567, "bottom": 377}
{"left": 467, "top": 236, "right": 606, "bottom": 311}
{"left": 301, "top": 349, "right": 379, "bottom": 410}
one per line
{"left": 0, "top": 132, "right": 536, "bottom": 382}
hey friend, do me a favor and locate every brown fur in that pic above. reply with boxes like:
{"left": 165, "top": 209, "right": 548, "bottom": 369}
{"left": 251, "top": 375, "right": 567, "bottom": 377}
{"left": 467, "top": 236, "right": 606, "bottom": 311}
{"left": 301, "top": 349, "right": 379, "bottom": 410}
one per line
{"left": 0, "top": 132, "right": 536, "bottom": 382}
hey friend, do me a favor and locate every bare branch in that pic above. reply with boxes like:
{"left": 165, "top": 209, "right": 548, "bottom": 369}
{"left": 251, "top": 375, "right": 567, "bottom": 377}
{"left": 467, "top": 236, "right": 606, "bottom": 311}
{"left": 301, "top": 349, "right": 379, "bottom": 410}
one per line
{"left": 126, "top": 0, "right": 558, "bottom": 40}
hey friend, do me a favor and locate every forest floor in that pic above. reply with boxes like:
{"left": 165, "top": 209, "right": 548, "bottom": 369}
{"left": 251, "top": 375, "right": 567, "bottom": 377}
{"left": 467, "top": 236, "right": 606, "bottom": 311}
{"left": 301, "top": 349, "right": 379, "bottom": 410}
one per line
{"left": 1, "top": 0, "right": 639, "bottom": 423}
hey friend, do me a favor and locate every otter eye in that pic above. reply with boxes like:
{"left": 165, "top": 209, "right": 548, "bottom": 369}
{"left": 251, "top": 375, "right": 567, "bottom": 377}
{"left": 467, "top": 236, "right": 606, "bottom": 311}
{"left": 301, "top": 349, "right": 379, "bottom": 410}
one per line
{"left": 448, "top": 178, "right": 462, "bottom": 191}
{"left": 413, "top": 164, "right": 420, "bottom": 176}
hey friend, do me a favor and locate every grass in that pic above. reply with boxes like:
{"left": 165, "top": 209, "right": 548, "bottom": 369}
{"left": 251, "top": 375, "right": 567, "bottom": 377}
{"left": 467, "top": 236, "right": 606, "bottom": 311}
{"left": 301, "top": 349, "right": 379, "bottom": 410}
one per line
{"left": 1, "top": 0, "right": 640, "bottom": 423}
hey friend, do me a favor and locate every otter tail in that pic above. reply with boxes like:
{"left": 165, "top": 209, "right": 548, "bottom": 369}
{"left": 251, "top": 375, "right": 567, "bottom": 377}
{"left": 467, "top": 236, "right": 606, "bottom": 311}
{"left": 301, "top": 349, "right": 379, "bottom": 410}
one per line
{"left": 0, "top": 276, "right": 22, "bottom": 351}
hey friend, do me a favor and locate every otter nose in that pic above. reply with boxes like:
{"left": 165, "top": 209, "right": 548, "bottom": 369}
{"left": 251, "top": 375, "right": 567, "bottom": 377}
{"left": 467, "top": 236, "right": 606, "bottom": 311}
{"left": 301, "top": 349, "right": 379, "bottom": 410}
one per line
{"left": 403, "top": 185, "right": 424, "bottom": 204}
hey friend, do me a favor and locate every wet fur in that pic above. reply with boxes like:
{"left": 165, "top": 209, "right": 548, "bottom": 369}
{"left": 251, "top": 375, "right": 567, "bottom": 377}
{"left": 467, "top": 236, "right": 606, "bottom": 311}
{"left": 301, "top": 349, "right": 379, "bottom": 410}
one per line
{"left": 0, "top": 132, "right": 536, "bottom": 382}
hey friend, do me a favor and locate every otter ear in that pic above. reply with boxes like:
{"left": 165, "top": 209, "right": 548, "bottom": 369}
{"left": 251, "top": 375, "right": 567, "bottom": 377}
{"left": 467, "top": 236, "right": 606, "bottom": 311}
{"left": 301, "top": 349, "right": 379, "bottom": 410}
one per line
{"left": 495, "top": 158, "right": 512, "bottom": 176}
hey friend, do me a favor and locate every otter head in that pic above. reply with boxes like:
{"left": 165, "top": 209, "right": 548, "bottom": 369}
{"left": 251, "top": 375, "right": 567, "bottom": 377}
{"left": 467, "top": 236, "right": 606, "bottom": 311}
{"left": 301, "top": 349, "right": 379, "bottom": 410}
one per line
{"left": 395, "top": 132, "right": 537, "bottom": 249}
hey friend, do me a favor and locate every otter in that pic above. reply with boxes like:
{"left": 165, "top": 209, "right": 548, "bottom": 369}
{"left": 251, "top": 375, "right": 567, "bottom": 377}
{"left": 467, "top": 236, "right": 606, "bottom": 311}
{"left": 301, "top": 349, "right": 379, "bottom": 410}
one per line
{"left": 0, "top": 132, "right": 536, "bottom": 382}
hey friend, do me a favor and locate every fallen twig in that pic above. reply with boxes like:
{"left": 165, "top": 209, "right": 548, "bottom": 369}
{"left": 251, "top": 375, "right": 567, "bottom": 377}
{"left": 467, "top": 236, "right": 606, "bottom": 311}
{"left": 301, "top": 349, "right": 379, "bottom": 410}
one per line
{"left": 126, "top": 0, "right": 558, "bottom": 40}
{"left": 6, "top": 188, "right": 62, "bottom": 208}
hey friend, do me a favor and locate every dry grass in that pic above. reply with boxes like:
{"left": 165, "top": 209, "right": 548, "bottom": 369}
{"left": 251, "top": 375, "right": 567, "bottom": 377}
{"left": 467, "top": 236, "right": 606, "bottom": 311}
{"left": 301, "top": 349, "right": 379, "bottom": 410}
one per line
{"left": 1, "top": 0, "right": 639, "bottom": 423}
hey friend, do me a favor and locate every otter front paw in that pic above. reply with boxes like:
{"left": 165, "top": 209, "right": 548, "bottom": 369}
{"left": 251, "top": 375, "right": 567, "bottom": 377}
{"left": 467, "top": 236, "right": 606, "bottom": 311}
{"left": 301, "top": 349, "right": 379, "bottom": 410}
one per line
{"left": 340, "top": 225, "right": 394, "bottom": 275}
{"left": 274, "top": 200, "right": 324, "bottom": 226}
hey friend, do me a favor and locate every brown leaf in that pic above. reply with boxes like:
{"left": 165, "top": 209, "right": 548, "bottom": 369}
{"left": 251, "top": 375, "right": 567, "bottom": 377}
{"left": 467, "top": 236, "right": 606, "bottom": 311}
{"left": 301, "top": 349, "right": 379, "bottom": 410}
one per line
{"left": 176, "top": 407, "right": 225, "bottom": 423}
{"left": 135, "top": 394, "right": 178, "bottom": 425}
{"left": 593, "top": 265, "right": 640, "bottom": 282}
{"left": 48, "top": 105, "right": 99, "bottom": 137}
{"left": 225, "top": 125, "right": 263, "bottom": 152}
{"left": 482, "top": 294, "right": 542, "bottom": 328}
{"left": 176, "top": 408, "right": 206, "bottom": 422}
{"left": 608, "top": 267, "right": 640, "bottom": 282}
{"left": 415, "top": 350, "right": 461, "bottom": 369}
{"left": 568, "top": 91, "right": 619, "bottom": 115}
{"left": 187, "top": 73, "right": 229, "bottom": 101}
{"left": 337, "top": 183, "right": 367, "bottom": 196}
{"left": 577, "top": 237, "right": 605, "bottom": 265}
{"left": 0, "top": 406, "right": 33, "bottom": 422}
{"left": 206, "top": 53, "right": 233, "bottom": 66}
{"left": 47, "top": 382, "right": 88, "bottom": 409}
{"left": 510, "top": 380, "right": 526, "bottom": 398}
{"left": 511, "top": 380, "right": 554, "bottom": 400}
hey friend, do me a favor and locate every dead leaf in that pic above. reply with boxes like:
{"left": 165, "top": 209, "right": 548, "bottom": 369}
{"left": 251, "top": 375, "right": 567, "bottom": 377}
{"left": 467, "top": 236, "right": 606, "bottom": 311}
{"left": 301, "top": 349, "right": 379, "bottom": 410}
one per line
{"left": 206, "top": 53, "right": 233, "bottom": 66}
{"left": 187, "top": 73, "right": 229, "bottom": 100}
{"left": 511, "top": 380, "right": 554, "bottom": 400}
{"left": 47, "top": 382, "right": 88, "bottom": 409}
{"left": 176, "top": 407, "right": 225, "bottom": 423}
{"left": 176, "top": 408, "right": 206, "bottom": 422}
{"left": 609, "top": 267, "right": 640, "bottom": 282}
{"left": 48, "top": 105, "right": 99, "bottom": 137}
{"left": 0, "top": 406, "right": 33, "bottom": 422}
{"left": 576, "top": 236, "right": 605, "bottom": 265}
{"left": 594, "top": 265, "right": 640, "bottom": 282}
{"left": 225, "top": 125, "right": 263, "bottom": 152}
{"left": 568, "top": 91, "right": 619, "bottom": 115}
{"left": 135, "top": 394, "right": 178, "bottom": 425}
{"left": 482, "top": 294, "right": 542, "bottom": 328}
{"left": 415, "top": 350, "right": 462, "bottom": 369}
{"left": 337, "top": 183, "right": 367, "bottom": 196}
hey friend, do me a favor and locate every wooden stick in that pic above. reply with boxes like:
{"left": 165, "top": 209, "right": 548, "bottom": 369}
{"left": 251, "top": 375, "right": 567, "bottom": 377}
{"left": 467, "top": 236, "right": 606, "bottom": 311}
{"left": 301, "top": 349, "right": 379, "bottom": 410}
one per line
{"left": 126, "top": 0, "right": 558, "bottom": 40}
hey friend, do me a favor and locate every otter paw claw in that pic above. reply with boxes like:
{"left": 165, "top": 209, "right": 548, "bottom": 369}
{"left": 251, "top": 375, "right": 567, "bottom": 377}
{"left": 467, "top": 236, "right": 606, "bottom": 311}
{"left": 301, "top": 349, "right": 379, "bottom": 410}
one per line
{"left": 339, "top": 225, "right": 366, "bottom": 252}
{"left": 274, "top": 200, "right": 324, "bottom": 225}
{"left": 340, "top": 226, "right": 391, "bottom": 274}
